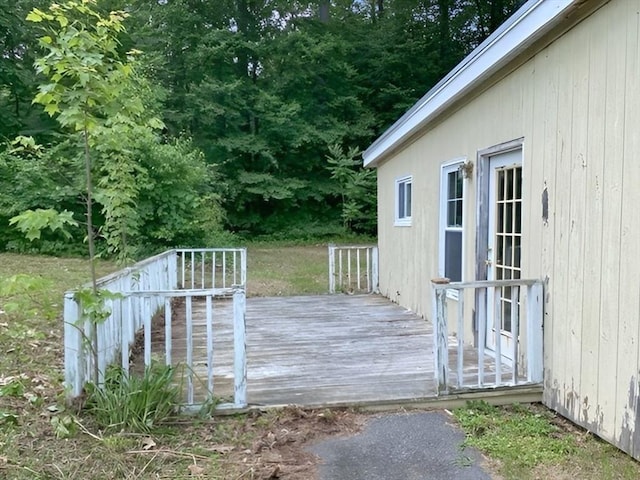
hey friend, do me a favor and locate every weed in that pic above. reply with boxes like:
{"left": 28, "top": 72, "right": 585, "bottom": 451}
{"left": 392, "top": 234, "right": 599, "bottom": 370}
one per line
{"left": 0, "top": 411, "right": 19, "bottom": 427}
{"left": 454, "top": 402, "right": 577, "bottom": 477}
{"left": 84, "top": 363, "right": 180, "bottom": 433}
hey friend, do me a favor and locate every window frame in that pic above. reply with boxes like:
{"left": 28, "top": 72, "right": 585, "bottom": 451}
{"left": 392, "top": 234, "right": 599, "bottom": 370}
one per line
{"left": 439, "top": 159, "right": 466, "bottom": 300}
{"left": 394, "top": 175, "right": 413, "bottom": 227}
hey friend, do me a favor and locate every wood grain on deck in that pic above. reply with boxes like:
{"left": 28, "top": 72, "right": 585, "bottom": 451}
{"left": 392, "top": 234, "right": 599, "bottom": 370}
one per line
{"left": 152, "top": 294, "right": 514, "bottom": 407}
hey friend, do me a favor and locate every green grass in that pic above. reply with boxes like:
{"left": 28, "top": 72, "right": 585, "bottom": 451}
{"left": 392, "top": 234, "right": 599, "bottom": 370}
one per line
{"left": 3, "top": 247, "right": 640, "bottom": 479}
{"left": 247, "top": 243, "right": 330, "bottom": 296}
{"left": 454, "top": 401, "right": 640, "bottom": 479}
{"left": 0, "top": 245, "right": 335, "bottom": 479}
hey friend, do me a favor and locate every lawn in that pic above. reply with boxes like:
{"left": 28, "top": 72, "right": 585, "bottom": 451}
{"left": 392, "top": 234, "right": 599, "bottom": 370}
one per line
{"left": 1, "top": 245, "right": 640, "bottom": 479}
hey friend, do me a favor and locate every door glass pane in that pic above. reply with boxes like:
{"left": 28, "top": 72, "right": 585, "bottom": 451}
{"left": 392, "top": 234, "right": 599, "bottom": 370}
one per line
{"left": 493, "top": 165, "right": 522, "bottom": 336}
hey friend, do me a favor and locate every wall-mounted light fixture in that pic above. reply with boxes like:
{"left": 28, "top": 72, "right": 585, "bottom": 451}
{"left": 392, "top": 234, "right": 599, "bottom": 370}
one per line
{"left": 459, "top": 161, "right": 474, "bottom": 180}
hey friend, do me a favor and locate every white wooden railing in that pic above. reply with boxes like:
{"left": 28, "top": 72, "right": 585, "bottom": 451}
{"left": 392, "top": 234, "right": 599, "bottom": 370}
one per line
{"left": 178, "top": 248, "right": 246, "bottom": 290}
{"left": 431, "top": 278, "right": 543, "bottom": 394}
{"left": 63, "top": 248, "right": 247, "bottom": 409}
{"left": 328, "top": 244, "right": 379, "bottom": 294}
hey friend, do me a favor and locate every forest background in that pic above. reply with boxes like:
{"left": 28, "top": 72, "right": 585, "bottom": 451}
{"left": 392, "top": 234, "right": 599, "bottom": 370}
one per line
{"left": 0, "top": 0, "right": 523, "bottom": 259}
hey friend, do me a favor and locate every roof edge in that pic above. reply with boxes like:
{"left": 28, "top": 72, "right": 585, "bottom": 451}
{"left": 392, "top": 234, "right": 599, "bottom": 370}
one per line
{"left": 362, "top": 0, "right": 577, "bottom": 168}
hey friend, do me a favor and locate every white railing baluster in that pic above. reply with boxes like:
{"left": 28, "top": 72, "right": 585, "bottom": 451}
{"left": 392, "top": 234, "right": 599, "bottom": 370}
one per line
{"left": 222, "top": 251, "right": 227, "bottom": 288}
{"left": 338, "top": 249, "right": 343, "bottom": 291}
{"left": 233, "top": 251, "right": 237, "bottom": 285}
{"left": 144, "top": 296, "right": 152, "bottom": 367}
{"left": 190, "top": 251, "right": 195, "bottom": 289}
{"left": 121, "top": 297, "right": 129, "bottom": 374}
{"left": 511, "top": 286, "right": 520, "bottom": 384}
{"left": 165, "top": 297, "right": 172, "bottom": 367}
{"left": 328, "top": 245, "right": 336, "bottom": 294}
{"left": 457, "top": 289, "right": 464, "bottom": 389}
{"left": 201, "top": 251, "right": 205, "bottom": 289}
{"left": 181, "top": 253, "right": 185, "bottom": 289}
{"left": 206, "top": 294, "right": 214, "bottom": 395}
{"left": 186, "top": 295, "right": 194, "bottom": 404}
{"left": 347, "top": 249, "right": 352, "bottom": 290}
{"left": 212, "top": 252, "right": 217, "bottom": 289}
{"left": 356, "top": 248, "right": 361, "bottom": 290}
{"left": 494, "top": 286, "right": 502, "bottom": 386}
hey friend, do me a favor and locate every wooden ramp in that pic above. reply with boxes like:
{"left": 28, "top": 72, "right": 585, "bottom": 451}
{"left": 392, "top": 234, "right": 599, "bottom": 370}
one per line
{"left": 152, "top": 294, "right": 527, "bottom": 407}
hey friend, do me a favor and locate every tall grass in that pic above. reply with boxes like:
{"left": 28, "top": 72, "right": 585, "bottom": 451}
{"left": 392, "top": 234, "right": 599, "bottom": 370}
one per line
{"left": 84, "top": 364, "right": 180, "bottom": 433}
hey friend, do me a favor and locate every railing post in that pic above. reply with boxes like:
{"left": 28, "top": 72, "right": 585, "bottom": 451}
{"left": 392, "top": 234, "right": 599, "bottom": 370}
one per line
{"left": 64, "top": 292, "right": 83, "bottom": 400}
{"left": 527, "top": 282, "right": 544, "bottom": 383}
{"left": 233, "top": 288, "right": 248, "bottom": 408}
{"left": 240, "top": 248, "right": 247, "bottom": 288}
{"left": 432, "top": 278, "right": 450, "bottom": 395}
{"left": 371, "top": 246, "right": 379, "bottom": 294}
{"left": 328, "top": 244, "right": 336, "bottom": 294}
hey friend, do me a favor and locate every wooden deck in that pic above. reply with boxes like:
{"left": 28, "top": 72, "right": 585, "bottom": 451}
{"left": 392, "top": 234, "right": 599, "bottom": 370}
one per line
{"left": 150, "top": 294, "right": 531, "bottom": 407}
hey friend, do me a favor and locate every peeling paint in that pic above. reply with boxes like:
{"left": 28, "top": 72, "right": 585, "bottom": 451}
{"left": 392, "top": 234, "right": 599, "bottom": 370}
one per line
{"left": 545, "top": 382, "right": 605, "bottom": 446}
{"left": 619, "top": 374, "right": 640, "bottom": 459}
{"left": 542, "top": 184, "right": 549, "bottom": 225}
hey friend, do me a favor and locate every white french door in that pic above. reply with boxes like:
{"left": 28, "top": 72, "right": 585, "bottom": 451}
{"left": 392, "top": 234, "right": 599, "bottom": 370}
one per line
{"left": 486, "top": 149, "right": 522, "bottom": 360}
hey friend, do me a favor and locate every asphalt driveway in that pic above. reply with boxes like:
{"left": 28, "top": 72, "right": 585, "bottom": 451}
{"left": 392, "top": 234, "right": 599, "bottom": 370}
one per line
{"left": 309, "top": 410, "right": 492, "bottom": 480}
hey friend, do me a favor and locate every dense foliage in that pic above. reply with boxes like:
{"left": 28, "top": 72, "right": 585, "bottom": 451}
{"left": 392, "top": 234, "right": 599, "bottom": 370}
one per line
{"left": 0, "top": 0, "right": 524, "bottom": 254}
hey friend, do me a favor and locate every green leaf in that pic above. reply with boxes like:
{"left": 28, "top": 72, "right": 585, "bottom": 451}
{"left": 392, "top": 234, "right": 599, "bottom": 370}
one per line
{"left": 44, "top": 103, "right": 60, "bottom": 116}
{"left": 9, "top": 209, "right": 78, "bottom": 241}
{"left": 26, "top": 11, "right": 43, "bottom": 22}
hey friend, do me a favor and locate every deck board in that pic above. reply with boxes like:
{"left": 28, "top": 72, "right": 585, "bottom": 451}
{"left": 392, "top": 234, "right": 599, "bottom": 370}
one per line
{"left": 149, "top": 294, "right": 521, "bottom": 407}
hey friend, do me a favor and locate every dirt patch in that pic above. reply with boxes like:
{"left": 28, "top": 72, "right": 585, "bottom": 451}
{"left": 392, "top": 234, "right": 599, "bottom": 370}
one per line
{"left": 214, "top": 406, "right": 368, "bottom": 479}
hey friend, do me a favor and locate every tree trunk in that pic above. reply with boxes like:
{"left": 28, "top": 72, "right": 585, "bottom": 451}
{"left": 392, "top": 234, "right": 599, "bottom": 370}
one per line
{"left": 83, "top": 120, "right": 99, "bottom": 384}
{"left": 319, "top": 0, "right": 329, "bottom": 23}
{"left": 438, "top": 0, "right": 451, "bottom": 75}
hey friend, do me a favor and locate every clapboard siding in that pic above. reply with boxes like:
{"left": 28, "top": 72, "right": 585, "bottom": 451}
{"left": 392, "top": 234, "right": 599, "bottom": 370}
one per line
{"left": 375, "top": 0, "right": 640, "bottom": 459}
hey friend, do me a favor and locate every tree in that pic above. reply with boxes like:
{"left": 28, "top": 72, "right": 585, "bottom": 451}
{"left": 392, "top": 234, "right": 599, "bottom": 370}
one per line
{"left": 24, "top": 0, "right": 159, "bottom": 382}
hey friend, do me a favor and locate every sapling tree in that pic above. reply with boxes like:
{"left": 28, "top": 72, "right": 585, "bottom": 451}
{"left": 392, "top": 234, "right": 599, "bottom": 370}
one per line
{"left": 23, "top": 0, "right": 161, "bottom": 382}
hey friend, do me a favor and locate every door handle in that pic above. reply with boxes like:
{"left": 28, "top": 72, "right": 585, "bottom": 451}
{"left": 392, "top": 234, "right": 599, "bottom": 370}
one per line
{"left": 485, "top": 259, "right": 492, "bottom": 267}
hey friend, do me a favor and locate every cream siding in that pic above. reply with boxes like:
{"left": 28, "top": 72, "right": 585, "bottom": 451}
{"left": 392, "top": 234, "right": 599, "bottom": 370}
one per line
{"left": 375, "top": 0, "right": 640, "bottom": 459}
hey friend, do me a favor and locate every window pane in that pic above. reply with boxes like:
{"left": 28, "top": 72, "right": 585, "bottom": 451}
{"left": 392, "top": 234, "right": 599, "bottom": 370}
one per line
{"left": 398, "top": 183, "right": 405, "bottom": 218}
{"left": 406, "top": 182, "right": 412, "bottom": 217}
{"left": 445, "top": 230, "right": 462, "bottom": 281}
{"left": 448, "top": 172, "right": 456, "bottom": 199}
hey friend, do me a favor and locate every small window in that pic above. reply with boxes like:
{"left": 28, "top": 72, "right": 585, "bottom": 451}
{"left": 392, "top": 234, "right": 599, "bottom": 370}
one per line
{"left": 395, "top": 176, "right": 412, "bottom": 226}
{"left": 439, "top": 162, "right": 465, "bottom": 296}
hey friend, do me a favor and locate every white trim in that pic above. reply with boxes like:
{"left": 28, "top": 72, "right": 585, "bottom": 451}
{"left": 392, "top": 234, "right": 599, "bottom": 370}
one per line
{"left": 394, "top": 175, "right": 413, "bottom": 227}
{"left": 439, "top": 159, "right": 467, "bottom": 300}
{"left": 363, "top": 0, "right": 577, "bottom": 168}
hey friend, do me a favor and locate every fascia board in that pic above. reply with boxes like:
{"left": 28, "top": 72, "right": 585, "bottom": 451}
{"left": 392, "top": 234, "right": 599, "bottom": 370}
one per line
{"left": 362, "top": 0, "right": 576, "bottom": 168}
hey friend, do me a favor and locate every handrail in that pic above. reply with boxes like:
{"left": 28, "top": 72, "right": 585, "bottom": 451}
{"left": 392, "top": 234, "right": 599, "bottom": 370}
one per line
{"left": 63, "top": 248, "right": 248, "bottom": 409}
{"left": 328, "top": 244, "right": 379, "bottom": 294}
{"left": 431, "top": 277, "right": 544, "bottom": 394}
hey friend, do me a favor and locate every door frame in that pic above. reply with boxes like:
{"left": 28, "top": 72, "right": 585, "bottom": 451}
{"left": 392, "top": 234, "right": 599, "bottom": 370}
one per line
{"left": 474, "top": 138, "right": 524, "bottom": 350}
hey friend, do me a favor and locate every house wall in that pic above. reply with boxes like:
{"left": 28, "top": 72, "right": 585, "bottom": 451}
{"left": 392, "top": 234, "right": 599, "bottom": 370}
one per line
{"left": 376, "top": 0, "right": 640, "bottom": 459}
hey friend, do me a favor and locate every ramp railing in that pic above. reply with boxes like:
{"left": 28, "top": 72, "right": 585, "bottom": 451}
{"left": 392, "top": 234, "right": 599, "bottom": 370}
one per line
{"left": 63, "top": 248, "right": 247, "bottom": 409}
{"left": 328, "top": 244, "right": 379, "bottom": 294}
{"left": 431, "top": 278, "right": 544, "bottom": 394}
